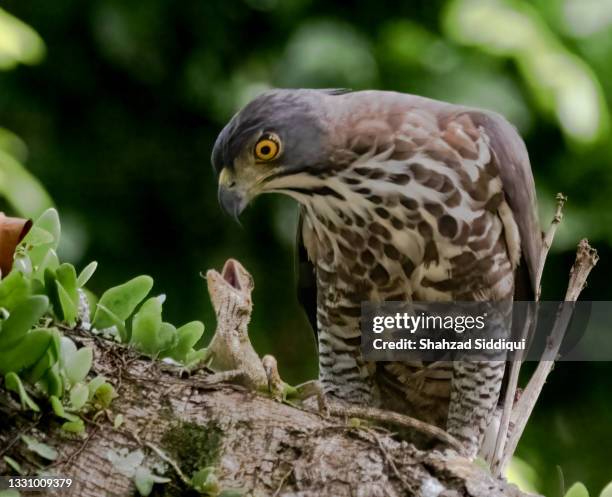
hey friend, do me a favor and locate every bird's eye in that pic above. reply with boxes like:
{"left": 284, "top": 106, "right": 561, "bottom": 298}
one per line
{"left": 254, "top": 134, "right": 280, "bottom": 162}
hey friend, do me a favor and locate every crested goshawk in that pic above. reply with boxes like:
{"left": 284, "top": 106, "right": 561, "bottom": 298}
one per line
{"left": 211, "top": 89, "right": 541, "bottom": 457}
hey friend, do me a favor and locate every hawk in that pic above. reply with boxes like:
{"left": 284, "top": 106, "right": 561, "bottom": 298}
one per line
{"left": 211, "top": 89, "right": 541, "bottom": 458}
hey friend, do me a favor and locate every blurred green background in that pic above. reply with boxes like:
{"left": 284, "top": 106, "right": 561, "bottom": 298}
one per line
{"left": 0, "top": 0, "right": 611, "bottom": 494}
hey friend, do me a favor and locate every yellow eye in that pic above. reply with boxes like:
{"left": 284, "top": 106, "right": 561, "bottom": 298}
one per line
{"left": 254, "top": 135, "right": 280, "bottom": 162}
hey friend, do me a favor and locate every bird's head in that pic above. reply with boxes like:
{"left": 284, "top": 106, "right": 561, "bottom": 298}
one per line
{"left": 211, "top": 89, "right": 338, "bottom": 218}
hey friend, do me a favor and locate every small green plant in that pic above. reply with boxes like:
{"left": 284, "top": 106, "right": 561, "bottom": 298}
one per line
{"left": 1, "top": 208, "right": 206, "bottom": 434}
{"left": 564, "top": 481, "right": 612, "bottom": 497}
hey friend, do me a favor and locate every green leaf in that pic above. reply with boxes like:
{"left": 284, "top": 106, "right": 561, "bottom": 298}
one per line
{"left": 87, "top": 375, "right": 107, "bottom": 399}
{"left": 114, "top": 413, "right": 124, "bottom": 429}
{"left": 92, "top": 275, "right": 153, "bottom": 330}
{"left": 600, "top": 482, "right": 612, "bottom": 497}
{"left": 25, "top": 335, "right": 60, "bottom": 383}
{"left": 0, "top": 8, "right": 46, "bottom": 68}
{"left": 21, "top": 208, "right": 60, "bottom": 266}
{"left": 91, "top": 303, "right": 126, "bottom": 339}
{"left": 57, "top": 264, "right": 78, "bottom": 298}
{"left": 43, "top": 267, "right": 60, "bottom": 313}
{"left": 61, "top": 419, "right": 85, "bottom": 434}
{"left": 77, "top": 261, "right": 97, "bottom": 287}
{"left": 565, "top": 483, "right": 590, "bottom": 497}
{"left": 59, "top": 336, "right": 77, "bottom": 367}
{"left": 12, "top": 255, "right": 32, "bottom": 276}
{"left": 57, "top": 282, "right": 77, "bottom": 325}
{"left": 4, "top": 372, "right": 39, "bottom": 411}
{"left": 50, "top": 395, "right": 65, "bottom": 417}
{"left": 33, "top": 249, "right": 59, "bottom": 281}
{"left": 0, "top": 127, "right": 27, "bottom": 162}
{"left": 69, "top": 383, "right": 89, "bottom": 410}
{"left": 21, "top": 226, "right": 54, "bottom": 247}
{"left": 92, "top": 382, "right": 116, "bottom": 409}
{"left": 21, "top": 435, "right": 57, "bottom": 460}
{"left": 191, "top": 467, "right": 219, "bottom": 495}
{"left": 0, "top": 150, "right": 52, "bottom": 219}
{"left": 0, "top": 270, "right": 31, "bottom": 312}
{"left": 50, "top": 397, "right": 79, "bottom": 422}
{"left": 37, "top": 364, "right": 63, "bottom": 398}
{"left": 134, "top": 466, "right": 154, "bottom": 497}
{"left": 134, "top": 466, "right": 170, "bottom": 496}
{"left": 505, "top": 456, "right": 539, "bottom": 494}
{"left": 62, "top": 412, "right": 80, "bottom": 422}
{"left": 55, "top": 263, "right": 79, "bottom": 324}
{"left": 0, "top": 328, "right": 54, "bottom": 374}
{"left": 165, "top": 321, "right": 204, "bottom": 361}
{"left": 130, "top": 297, "right": 163, "bottom": 355}
{"left": 0, "top": 295, "right": 48, "bottom": 349}
{"left": 56, "top": 263, "right": 77, "bottom": 291}
{"left": 3, "top": 455, "right": 22, "bottom": 474}
{"left": 157, "top": 322, "right": 177, "bottom": 352}
{"left": 30, "top": 278, "right": 45, "bottom": 295}
{"left": 32, "top": 208, "right": 60, "bottom": 238}
{"left": 63, "top": 346, "right": 93, "bottom": 386}
{"left": 184, "top": 348, "right": 207, "bottom": 368}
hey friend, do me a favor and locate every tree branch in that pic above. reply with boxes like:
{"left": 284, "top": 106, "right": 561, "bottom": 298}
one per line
{"left": 0, "top": 332, "right": 535, "bottom": 497}
{"left": 500, "top": 239, "right": 598, "bottom": 473}
{"left": 536, "top": 193, "right": 567, "bottom": 301}
{"left": 492, "top": 193, "right": 568, "bottom": 474}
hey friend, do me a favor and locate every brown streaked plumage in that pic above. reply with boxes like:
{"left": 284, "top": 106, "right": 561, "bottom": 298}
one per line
{"left": 212, "top": 89, "right": 541, "bottom": 458}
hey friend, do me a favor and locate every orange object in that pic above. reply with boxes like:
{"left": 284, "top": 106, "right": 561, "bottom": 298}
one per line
{"left": 0, "top": 213, "right": 32, "bottom": 277}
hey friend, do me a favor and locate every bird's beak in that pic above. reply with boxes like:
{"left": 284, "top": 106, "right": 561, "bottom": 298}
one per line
{"left": 218, "top": 185, "right": 247, "bottom": 220}
{"left": 218, "top": 168, "right": 248, "bottom": 220}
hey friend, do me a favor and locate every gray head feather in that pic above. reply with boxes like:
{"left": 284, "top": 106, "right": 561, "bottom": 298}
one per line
{"left": 211, "top": 89, "right": 333, "bottom": 176}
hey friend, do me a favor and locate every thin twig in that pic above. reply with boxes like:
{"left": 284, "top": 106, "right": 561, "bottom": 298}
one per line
{"left": 499, "top": 239, "right": 598, "bottom": 473}
{"left": 125, "top": 417, "right": 202, "bottom": 492}
{"left": 536, "top": 193, "right": 567, "bottom": 300}
{"left": 491, "top": 313, "right": 533, "bottom": 473}
{"left": 365, "top": 428, "right": 411, "bottom": 493}
{"left": 56, "top": 426, "right": 99, "bottom": 469}
{"left": 272, "top": 465, "right": 294, "bottom": 497}
{"left": 327, "top": 404, "right": 463, "bottom": 452}
{"left": 0, "top": 418, "right": 41, "bottom": 458}
{"left": 144, "top": 441, "right": 191, "bottom": 486}
{"left": 492, "top": 192, "right": 567, "bottom": 475}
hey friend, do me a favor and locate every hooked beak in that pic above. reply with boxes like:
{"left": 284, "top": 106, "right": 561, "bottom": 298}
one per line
{"left": 217, "top": 168, "right": 248, "bottom": 220}
{"left": 218, "top": 186, "right": 247, "bottom": 220}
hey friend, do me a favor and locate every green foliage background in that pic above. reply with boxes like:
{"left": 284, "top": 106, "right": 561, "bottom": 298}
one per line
{"left": 0, "top": 0, "right": 611, "bottom": 494}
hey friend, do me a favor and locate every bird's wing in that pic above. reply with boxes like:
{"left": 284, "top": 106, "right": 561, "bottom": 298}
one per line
{"left": 432, "top": 108, "right": 542, "bottom": 459}
{"left": 455, "top": 108, "right": 542, "bottom": 298}
{"left": 372, "top": 93, "right": 541, "bottom": 296}
{"left": 458, "top": 109, "right": 542, "bottom": 467}
{"left": 295, "top": 206, "right": 318, "bottom": 345}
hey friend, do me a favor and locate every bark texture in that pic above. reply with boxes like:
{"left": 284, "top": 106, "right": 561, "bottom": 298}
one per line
{"left": 0, "top": 331, "right": 536, "bottom": 497}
